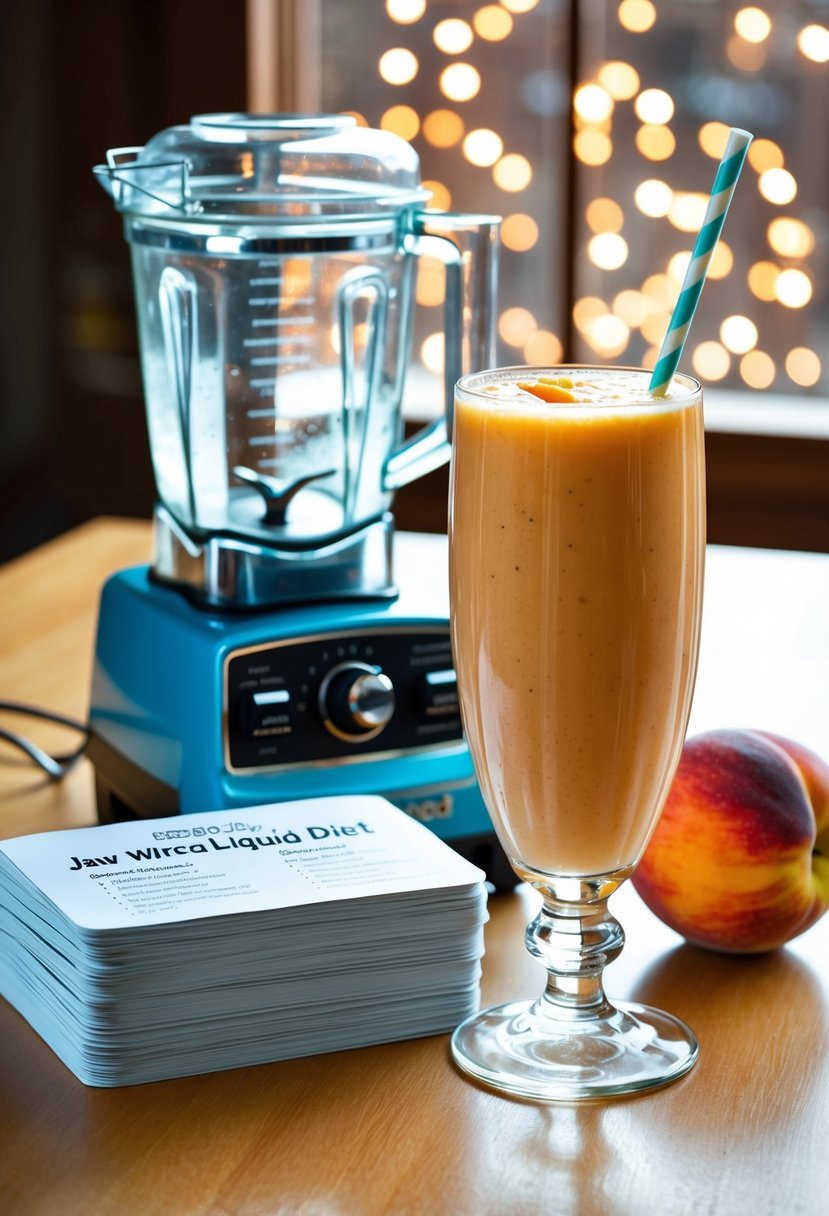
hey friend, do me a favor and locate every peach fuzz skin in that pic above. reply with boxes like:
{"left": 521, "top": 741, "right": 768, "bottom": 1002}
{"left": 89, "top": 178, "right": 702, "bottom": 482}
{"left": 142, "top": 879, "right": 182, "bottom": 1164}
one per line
{"left": 632, "top": 729, "right": 829, "bottom": 954}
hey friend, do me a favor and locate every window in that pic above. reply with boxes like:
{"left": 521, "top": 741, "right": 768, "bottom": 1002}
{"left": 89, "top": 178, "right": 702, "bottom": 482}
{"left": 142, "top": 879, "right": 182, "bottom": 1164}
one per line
{"left": 252, "top": 0, "right": 829, "bottom": 419}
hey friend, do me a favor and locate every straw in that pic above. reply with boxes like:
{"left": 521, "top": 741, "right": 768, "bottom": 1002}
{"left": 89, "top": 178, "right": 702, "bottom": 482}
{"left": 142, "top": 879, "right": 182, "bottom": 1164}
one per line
{"left": 649, "top": 127, "right": 753, "bottom": 396}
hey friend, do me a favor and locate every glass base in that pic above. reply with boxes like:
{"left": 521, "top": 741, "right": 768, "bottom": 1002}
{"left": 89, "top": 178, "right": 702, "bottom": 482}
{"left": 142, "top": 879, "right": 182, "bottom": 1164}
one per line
{"left": 451, "top": 998, "right": 698, "bottom": 1102}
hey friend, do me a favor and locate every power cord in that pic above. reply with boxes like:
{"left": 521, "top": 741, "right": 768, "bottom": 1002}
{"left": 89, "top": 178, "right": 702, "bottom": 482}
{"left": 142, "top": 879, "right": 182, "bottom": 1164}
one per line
{"left": 0, "top": 701, "right": 89, "bottom": 780}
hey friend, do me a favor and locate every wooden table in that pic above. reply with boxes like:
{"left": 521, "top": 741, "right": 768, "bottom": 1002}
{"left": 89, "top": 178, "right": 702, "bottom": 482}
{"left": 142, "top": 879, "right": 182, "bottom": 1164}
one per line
{"left": 1, "top": 519, "right": 827, "bottom": 1216}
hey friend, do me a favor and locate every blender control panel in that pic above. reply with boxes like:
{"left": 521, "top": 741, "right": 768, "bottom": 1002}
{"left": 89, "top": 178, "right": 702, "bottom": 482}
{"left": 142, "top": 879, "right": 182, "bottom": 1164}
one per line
{"left": 224, "top": 627, "right": 463, "bottom": 772}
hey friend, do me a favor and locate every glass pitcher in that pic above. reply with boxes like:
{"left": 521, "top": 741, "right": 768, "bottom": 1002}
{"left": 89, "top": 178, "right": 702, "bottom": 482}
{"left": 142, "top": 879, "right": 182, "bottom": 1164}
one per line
{"left": 95, "top": 114, "right": 499, "bottom": 607}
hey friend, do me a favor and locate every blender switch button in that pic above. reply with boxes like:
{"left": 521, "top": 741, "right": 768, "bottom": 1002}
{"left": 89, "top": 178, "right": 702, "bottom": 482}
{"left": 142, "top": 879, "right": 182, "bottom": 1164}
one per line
{"left": 239, "top": 688, "right": 293, "bottom": 739}
{"left": 420, "top": 669, "right": 459, "bottom": 717}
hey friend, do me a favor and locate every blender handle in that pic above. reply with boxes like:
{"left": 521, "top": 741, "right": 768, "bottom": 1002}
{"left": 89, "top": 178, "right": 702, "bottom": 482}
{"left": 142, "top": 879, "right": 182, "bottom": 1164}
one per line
{"left": 382, "top": 230, "right": 463, "bottom": 491}
{"left": 159, "top": 268, "right": 199, "bottom": 527}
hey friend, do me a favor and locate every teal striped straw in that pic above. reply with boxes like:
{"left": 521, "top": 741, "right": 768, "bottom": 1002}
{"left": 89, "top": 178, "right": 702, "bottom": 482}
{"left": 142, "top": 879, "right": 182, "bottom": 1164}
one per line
{"left": 649, "top": 127, "right": 753, "bottom": 396}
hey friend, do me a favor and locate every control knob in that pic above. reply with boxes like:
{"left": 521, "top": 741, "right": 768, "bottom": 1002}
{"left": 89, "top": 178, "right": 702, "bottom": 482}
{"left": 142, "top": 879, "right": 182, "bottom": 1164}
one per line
{"left": 318, "top": 662, "right": 396, "bottom": 741}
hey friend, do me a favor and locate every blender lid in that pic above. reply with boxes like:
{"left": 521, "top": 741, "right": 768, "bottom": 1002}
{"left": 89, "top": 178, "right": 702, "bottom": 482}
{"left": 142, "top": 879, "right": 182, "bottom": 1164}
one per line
{"left": 94, "top": 113, "right": 431, "bottom": 222}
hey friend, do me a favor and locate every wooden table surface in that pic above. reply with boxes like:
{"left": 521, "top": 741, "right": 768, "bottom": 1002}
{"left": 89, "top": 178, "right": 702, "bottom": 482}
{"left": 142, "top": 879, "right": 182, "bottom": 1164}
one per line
{"left": 1, "top": 519, "right": 828, "bottom": 1216}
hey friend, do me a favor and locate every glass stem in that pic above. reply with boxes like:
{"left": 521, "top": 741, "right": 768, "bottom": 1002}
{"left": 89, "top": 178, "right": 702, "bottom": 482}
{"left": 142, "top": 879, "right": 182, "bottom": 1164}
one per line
{"left": 525, "top": 886, "right": 626, "bottom": 1020}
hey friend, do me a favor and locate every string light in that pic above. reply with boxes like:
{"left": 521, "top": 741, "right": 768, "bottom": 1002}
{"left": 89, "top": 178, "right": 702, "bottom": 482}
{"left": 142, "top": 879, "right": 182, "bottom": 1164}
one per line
{"left": 385, "top": 0, "right": 425, "bottom": 22}
{"left": 433, "top": 19, "right": 474, "bottom": 55}
{"left": 492, "top": 154, "right": 532, "bottom": 192}
{"left": 587, "top": 233, "right": 629, "bottom": 270}
{"left": 380, "top": 105, "right": 420, "bottom": 141}
{"left": 798, "top": 24, "right": 829, "bottom": 62}
{"left": 422, "top": 110, "right": 465, "bottom": 148}
{"left": 759, "top": 168, "right": 797, "bottom": 205}
{"left": 499, "top": 307, "right": 538, "bottom": 345}
{"left": 734, "top": 7, "right": 772, "bottom": 43}
{"left": 378, "top": 48, "right": 419, "bottom": 85}
{"left": 501, "top": 213, "right": 540, "bottom": 252}
{"left": 740, "top": 350, "right": 775, "bottom": 388}
{"left": 786, "top": 348, "right": 821, "bottom": 387}
{"left": 597, "top": 61, "right": 640, "bottom": 100}
{"left": 618, "top": 1, "right": 656, "bottom": 34}
{"left": 473, "top": 6, "right": 513, "bottom": 41}
{"left": 692, "top": 341, "right": 731, "bottom": 381}
{"left": 462, "top": 129, "right": 504, "bottom": 167}
{"left": 439, "top": 63, "right": 481, "bottom": 101}
{"left": 720, "top": 315, "right": 758, "bottom": 354}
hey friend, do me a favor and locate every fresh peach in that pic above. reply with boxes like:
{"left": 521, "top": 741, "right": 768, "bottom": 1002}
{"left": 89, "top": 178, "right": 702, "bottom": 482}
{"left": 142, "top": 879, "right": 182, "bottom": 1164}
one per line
{"left": 632, "top": 729, "right": 829, "bottom": 954}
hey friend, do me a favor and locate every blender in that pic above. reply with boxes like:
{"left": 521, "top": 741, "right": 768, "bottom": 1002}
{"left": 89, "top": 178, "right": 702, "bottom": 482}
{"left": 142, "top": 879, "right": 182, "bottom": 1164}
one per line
{"left": 87, "top": 114, "right": 514, "bottom": 887}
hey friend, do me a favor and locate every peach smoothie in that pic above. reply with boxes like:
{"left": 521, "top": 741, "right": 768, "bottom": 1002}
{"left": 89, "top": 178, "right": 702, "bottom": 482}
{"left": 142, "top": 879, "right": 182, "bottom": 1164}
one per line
{"left": 450, "top": 367, "right": 705, "bottom": 878}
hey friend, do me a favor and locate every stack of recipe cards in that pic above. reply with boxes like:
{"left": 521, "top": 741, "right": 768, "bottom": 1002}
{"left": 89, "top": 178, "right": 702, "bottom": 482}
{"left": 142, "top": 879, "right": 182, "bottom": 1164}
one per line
{"left": 0, "top": 795, "right": 487, "bottom": 1087}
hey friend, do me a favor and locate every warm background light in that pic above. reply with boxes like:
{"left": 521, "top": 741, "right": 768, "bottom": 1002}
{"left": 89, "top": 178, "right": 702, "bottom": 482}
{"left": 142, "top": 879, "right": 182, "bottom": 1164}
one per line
{"left": 473, "top": 6, "right": 514, "bottom": 41}
{"left": 585, "top": 314, "right": 630, "bottom": 358}
{"left": 698, "top": 121, "right": 731, "bottom": 159}
{"left": 588, "top": 233, "right": 629, "bottom": 270}
{"left": 573, "top": 296, "right": 608, "bottom": 333}
{"left": 734, "top": 6, "right": 773, "bottom": 43}
{"left": 492, "top": 153, "right": 532, "bottom": 192}
{"left": 666, "top": 251, "right": 691, "bottom": 285}
{"left": 462, "top": 128, "right": 504, "bottom": 167}
{"left": 498, "top": 306, "right": 538, "bottom": 345}
{"left": 433, "top": 19, "right": 474, "bottom": 55}
{"left": 385, "top": 0, "right": 425, "bottom": 23}
{"left": 634, "top": 88, "right": 675, "bottom": 125}
{"left": 500, "top": 0, "right": 540, "bottom": 12}
{"left": 420, "top": 332, "right": 445, "bottom": 373}
{"left": 740, "top": 350, "right": 775, "bottom": 388}
{"left": 380, "top": 104, "right": 420, "bottom": 141}
{"left": 708, "top": 241, "right": 734, "bottom": 279}
{"left": 720, "top": 315, "right": 758, "bottom": 354}
{"left": 524, "top": 330, "right": 564, "bottom": 364}
{"left": 574, "top": 83, "right": 614, "bottom": 124}
{"left": 668, "top": 192, "right": 708, "bottom": 232}
{"left": 573, "top": 130, "right": 613, "bottom": 166}
{"left": 748, "top": 261, "right": 780, "bottom": 301}
{"left": 635, "top": 125, "right": 676, "bottom": 161}
{"left": 586, "top": 197, "right": 624, "bottom": 233}
{"left": 422, "top": 109, "right": 464, "bottom": 148}
{"left": 692, "top": 341, "right": 731, "bottom": 381}
{"left": 798, "top": 23, "right": 829, "bottom": 62}
{"left": 500, "top": 213, "right": 539, "bottom": 252}
{"left": 759, "top": 168, "right": 797, "bottom": 205}
{"left": 613, "top": 289, "right": 651, "bottom": 327}
{"left": 767, "top": 217, "right": 814, "bottom": 259}
{"left": 378, "top": 48, "right": 419, "bottom": 85}
{"left": 415, "top": 258, "right": 445, "bottom": 307}
{"left": 618, "top": 0, "right": 656, "bottom": 34}
{"left": 439, "top": 63, "right": 481, "bottom": 102}
{"left": 786, "top": 348, "right": 821, "bottom": 386}
{"left": 634, "top": 178, "right": 673, "bottom": 217}
{"left": 597, "top": 61, "right": 640, "bottom": 99}
{"left": 422, "top": 180, "right": 452, "bottom": 210}
{"left": 774, "top": 268, "right": 812, "bottom": 308}
{"left": 747, "top": 138, "right": 784, "bottom": 172}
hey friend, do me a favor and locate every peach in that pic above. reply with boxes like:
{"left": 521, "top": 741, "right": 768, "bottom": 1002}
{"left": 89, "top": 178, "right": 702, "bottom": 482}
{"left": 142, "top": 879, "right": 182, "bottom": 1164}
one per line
{"left": 632, "top": 729, "right": 829, "bottom": 953}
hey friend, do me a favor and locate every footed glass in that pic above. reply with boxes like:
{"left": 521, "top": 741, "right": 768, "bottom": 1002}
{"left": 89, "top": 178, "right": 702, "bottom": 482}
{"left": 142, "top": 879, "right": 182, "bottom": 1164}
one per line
{"left": 448, "top": 366, "right": 706, "bottom": 1101}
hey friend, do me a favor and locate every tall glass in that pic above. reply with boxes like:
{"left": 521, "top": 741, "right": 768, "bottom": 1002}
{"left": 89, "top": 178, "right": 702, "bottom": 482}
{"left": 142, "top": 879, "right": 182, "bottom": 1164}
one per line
{"left": 449, "top": 366, "right": 705, "bottom": 1100}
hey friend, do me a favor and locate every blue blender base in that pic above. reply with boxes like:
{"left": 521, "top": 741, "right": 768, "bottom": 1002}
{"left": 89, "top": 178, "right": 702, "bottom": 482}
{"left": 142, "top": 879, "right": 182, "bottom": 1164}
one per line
{"left": 87, "top": 561, "right": 516, "bottom": 891}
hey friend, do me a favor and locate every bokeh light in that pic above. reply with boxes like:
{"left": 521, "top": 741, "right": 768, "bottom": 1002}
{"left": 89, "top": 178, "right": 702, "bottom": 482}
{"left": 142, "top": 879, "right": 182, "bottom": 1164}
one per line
{"left": 501, "top": 0, "right": 539, "bottom": 12}
{"left": 720, "top": 315, "right": 758, "bottom": 354}
{"left": 380, "top": 104, "right": 420, "bottom": 141}
{"left": 668, "top": 192, "right": 709, "bottom": 232}
{"left": 798, "top": 24, "right": 829, "bottom": 62}
{"left": 666, "top": 251, "right": 691, "bottom": 285}
{"left": 585, "top": 314, "right": 630, "bottom": 358}
{"left": 692, "top": 341, "right": 731, "bottom": 381}
{"left": 439, "top": 63, "right": 481, "bottom": 102}
{"left": 635, "top": 125, "right": 676, "bottom": 160}
{"left": 708, "top": 241, "right": 734, "bottom": 279}
{"left": 422, "top": 180, "right": 452, "bottom": 210}
{"left": 613, "top": 289, "right": 651, "bottom": 327}
{"left": 524, "top": 330, "right": 564, "bottom": 364}
{"left": 588, "top": 233, "right": 629, "bottom": 270}
{"left": 740, "top": 350, "right": 775, "bottom": 388}
{"left": 774, "top": 268, "right": 812, "bottom": 308}
{"left": 748, "top": 261, "right": 780, "bottom": 301}
{"left": 420, "top": 332, "right": 445, "bottom": 374}
{"left": 786, "top": 348, "right": 821, "bottom": 387}
{"left": 618, "top": 0, "right": 656, "bottom": 34}
{"left": 501, "top": 213, "right": 540, "bottom": 252}
{"left": 634, "top": 89, "right": 675, "bottom": 125}
{"left": 422, "top": 109, "right": 465, "bottom": 148}
{"left": 597, "top": 61, "right": 640, "bottom": 100}
{"left": 726, "top": 35, "right": 767, "bottom": 71}
{"left": 634, "top": 179, "right": 673, "bottom": 217}
{"left": 759, "top": 168, "right": 797, "bottom": 204}
{"left": 767, "top": 217, "right": 814, "bottom": 258}
{"left": 385, "top": 0, "right": 425, "bottom": 23}
{"left": 462, "top": 128, "right": 504, "bottom": 167}
{"left": 499, "top": 307, "right": 538, "bottom": 345}
{"left": 573, "top": 130, "right": 613, "bottom": 166}
{"left": 586, "top": 197, "right": 624, "bottom": 233}
{"left": 433, "top": 19, "right": 474, "bottom": 55}
{"left": 734, "top": 7, "right": 772, "bottom": 43}
{"left": 473, "top": 6, "right": 514, "bottom": 41}
{"left": 698, "top": 122, "right": 731, "bottom": 159}
{"left": 747, "top": 138, "right": 784, "bottom": 172}
{"left": 379, "top": 48, "right": 419, "bottom": 85}
{"left": 492, "top": 153, "right": 533, "bottom": 192}
{"left": 574, "top": 83, "right": 614, "bottom": 124}
{"left": 416, "top": 258, "right": 445, "bottom": 307}
{"left": 573, "top": 296, "right": 608, "bottom": 333}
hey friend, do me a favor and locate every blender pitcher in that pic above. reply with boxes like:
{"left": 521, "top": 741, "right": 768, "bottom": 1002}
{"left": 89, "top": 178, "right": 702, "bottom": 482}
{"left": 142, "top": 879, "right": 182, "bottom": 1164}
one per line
{"left": 94, "top": 113, "right": 499, "bottom": 607}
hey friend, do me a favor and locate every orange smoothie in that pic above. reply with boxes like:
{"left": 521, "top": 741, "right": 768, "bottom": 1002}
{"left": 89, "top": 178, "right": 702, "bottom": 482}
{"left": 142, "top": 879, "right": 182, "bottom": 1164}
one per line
{"left": 450, "top": 368, "right": 705, "bottom": 878}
